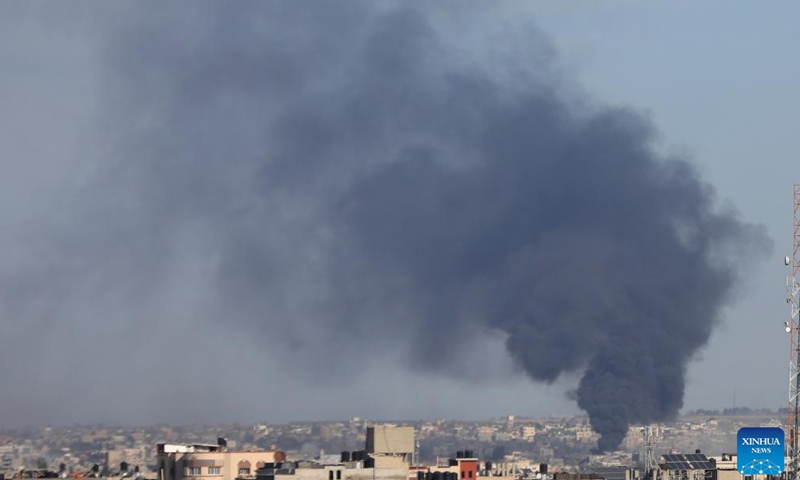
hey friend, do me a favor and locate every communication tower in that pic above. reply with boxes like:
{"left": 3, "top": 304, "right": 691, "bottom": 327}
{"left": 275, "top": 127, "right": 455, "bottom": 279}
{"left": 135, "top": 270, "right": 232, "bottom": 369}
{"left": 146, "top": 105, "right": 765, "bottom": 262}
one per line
{"left": 786, "top": 183, "right": 800, "bottom": 480}
{"left": 642, "top": 425, "right": 660, "bottom": 480}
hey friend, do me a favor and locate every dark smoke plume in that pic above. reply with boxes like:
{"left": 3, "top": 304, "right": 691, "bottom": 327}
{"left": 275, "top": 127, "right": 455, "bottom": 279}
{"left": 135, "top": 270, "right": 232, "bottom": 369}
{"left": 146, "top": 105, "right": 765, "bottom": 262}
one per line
{"left": 0, "top": 3, "right": 769, "bottom": 449}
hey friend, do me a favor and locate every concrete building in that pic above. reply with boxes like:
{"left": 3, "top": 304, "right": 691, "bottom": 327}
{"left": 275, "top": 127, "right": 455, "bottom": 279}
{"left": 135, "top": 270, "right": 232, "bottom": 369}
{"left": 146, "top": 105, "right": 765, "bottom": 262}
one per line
{"left": 426, "top": 452, "right": 478, "bottom": 480}
{"left": 656, "top": 453, "right": 714, "bottom": 480}
{"left": 475, "top": 428, "right": 494, "bottom": 443}
{"left": 0, "top": 446, "right": 12, "bottom": 474}
{"left": 254, "top": 457, "right": 407, "bottom": 480}
{"left": 156, "top": 442, "right": 283, "bottom": 480}
{"left": 484, "top": 461, "right": 519, "bottom": 478}
{"left": 366, "top": 427, "right": 414, "bottom": 466}
{"left": 251, "top": 425, "right": 417, "bottom": 480}
{"left": 575, "top": 427, "right": 596, "bottom": 443}
{"left": 587, "top": 467, "right": 639, "bottom": 480}
{"left": 521, "top": 427, "right": 536, "bottom": 443}
{"left": 709, "top": 453, "right": 785, "bottom": 480}
{"left": 710, "top": 453, "right": 738, "bottom": 480}
{"left": 261, "top": 464, "right": 407, "bottom": 480}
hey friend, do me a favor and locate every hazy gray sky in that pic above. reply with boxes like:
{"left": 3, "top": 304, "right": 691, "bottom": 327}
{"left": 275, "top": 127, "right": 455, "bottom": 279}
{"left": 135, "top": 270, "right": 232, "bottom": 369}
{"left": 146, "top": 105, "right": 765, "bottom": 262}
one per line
{"left": 0, "top": 1, "right": 793, "bottom": 431}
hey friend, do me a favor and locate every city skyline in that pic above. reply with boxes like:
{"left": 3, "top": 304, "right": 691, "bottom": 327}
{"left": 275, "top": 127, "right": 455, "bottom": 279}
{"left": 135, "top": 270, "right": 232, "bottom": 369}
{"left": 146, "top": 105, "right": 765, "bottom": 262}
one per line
{"left": 0, "top": 413, "right": 783, "bottom": 476}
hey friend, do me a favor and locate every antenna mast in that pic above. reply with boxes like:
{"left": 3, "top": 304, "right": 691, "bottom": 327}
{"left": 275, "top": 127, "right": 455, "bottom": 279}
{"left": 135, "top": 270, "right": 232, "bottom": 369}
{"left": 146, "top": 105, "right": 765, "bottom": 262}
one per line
{"left": 787, "top": 183, "right": 800, "bottom": 480}
{"left": 642, "top": 425, "right": 660, "bottom": 480}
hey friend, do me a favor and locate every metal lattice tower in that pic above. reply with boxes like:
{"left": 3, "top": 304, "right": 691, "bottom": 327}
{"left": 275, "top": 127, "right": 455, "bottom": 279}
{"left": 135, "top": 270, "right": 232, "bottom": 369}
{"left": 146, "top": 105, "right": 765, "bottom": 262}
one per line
{"left": 787, "top": 183, "right": 800, "bottom": 480}
{"left": 642, "top": 425, "right": 660, "bottom": 480}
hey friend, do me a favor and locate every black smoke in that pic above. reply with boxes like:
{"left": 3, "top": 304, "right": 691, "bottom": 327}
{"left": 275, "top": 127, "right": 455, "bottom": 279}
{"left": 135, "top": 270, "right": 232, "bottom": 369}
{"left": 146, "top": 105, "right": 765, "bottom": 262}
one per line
{"left": 1, "top": 3, "right": 769, "bottom": 448}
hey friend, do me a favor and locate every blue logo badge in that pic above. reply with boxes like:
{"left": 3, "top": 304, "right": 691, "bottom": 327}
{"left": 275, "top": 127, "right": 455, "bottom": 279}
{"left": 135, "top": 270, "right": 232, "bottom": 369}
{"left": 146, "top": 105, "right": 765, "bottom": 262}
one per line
{"left": 737, "top": 427, "right": 784, "bottom": 475}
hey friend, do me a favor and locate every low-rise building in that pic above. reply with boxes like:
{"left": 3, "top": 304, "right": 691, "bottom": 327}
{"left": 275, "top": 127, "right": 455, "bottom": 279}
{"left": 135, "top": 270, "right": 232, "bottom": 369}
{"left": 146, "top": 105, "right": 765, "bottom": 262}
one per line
{"left": 156, "top": 441, "right": 282, "bottom": 480}
{"left": 656, "top": 453, "right": 714, "bottom": 480}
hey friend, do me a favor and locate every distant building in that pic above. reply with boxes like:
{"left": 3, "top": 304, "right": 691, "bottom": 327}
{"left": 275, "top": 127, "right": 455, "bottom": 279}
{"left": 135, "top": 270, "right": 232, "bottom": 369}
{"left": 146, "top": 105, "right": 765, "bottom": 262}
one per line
{"left": 0, "top": 446, "right": 11, "bottom": 473}
{"left": 575, "top": 427, "right": 596, "bottom": 443}
{"left": 521, "top": 427, "right": 536, "bottom": 443}
{"left": 539, "top": 448, "right": 554, "bottom": 461}
{"left": 476, "top": 428, "right": 494, "bottom": 443}
{"left": 485, "top": 461, "right": 519, "bottom": 478}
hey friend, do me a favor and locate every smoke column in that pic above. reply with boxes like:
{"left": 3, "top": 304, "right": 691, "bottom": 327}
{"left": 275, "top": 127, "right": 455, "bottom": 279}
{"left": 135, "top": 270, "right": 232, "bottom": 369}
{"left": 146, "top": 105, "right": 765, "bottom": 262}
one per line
{"left": 0, "top": 3, "right": 769, "bottom": 449}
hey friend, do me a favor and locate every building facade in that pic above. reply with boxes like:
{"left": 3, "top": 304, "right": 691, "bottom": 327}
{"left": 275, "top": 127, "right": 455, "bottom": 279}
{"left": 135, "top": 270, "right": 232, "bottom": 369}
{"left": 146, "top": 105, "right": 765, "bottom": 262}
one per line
{"left": 156, "top": 443, "right": 282, "bottom": 480}
{"left": 366, "top": 427, "right": 414, "bottom": 466}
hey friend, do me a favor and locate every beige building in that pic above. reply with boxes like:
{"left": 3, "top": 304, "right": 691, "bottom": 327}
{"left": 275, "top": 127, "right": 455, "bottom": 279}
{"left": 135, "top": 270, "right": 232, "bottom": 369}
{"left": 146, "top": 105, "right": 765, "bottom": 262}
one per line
{"left": 521, "top": 426, "right": 536, "bottom": 443}
{"left": 366, "top": 427, "right": 414, "bottom": 465}
{"left": 656, "top": 453, "right": 715, "bottom": 480}
{"left": 710, "top": 453, "right": 786, "bottom": 480}
{"left": 486, "top": 462, "right": 519, "bottom": 478}
{"left": 156, "top": 443, "right": 282, "bottom": 480}
{"left": 712, "top": 453, "right": 740, "bottom": 480}
{"left": 274, "top": 466, "right": 408, "bottom": 480}
{"left": 575, "top": 426, "right": 596, "bottom": 443}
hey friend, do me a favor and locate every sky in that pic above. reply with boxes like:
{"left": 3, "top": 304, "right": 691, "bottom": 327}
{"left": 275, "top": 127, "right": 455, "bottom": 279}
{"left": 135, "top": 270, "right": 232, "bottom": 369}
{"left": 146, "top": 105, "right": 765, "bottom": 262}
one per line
{"left": 0, "top": 1, "right": 796, "bottom": 433}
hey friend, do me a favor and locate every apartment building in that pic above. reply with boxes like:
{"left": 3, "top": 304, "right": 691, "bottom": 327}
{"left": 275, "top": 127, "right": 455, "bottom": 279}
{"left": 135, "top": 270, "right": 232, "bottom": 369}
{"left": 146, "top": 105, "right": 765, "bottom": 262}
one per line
{"left": 156, "top": 441, "right": 282, "bottom": 480}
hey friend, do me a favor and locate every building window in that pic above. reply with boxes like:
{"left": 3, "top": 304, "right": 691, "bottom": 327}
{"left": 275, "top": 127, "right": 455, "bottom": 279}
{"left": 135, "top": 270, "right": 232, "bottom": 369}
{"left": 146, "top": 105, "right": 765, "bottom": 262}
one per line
{"left": 337, "top": 471, "right": 342, "bottom": 480}
{"left": 461, "top": 473, "right": 465, "bottom": 479}
{"left": 188, "top": 467, "right": 201, "bottom": 476}
{"left": 329, "top": 471, "right": 334, "bottom": 480}
{"left": 468, "top": 472, "right": 473, "bottom": 478}
{"left": 209, "top": 467, "right": 221, "bottom": 475}
{"left": 238, "top": 460, "right": 252, "bottom": 477}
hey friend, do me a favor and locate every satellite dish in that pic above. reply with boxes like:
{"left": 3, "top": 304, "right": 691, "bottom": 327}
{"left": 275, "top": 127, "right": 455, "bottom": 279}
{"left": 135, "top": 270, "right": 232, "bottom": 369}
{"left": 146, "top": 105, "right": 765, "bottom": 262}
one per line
{"left": 786, "top": 256, "right": 792, "bottom": 266}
